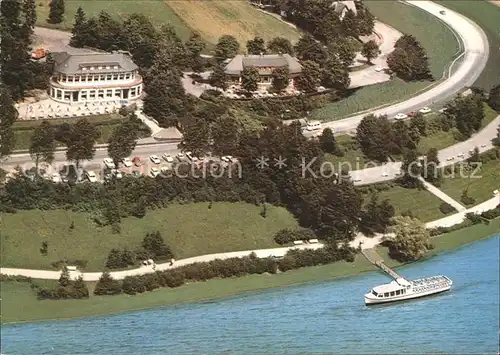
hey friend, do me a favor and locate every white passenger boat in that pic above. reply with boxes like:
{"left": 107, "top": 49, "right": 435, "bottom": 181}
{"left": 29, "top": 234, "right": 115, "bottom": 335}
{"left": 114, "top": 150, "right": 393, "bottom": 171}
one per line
{"left": 364, "top": 275, "right": 453, "bottom": 305}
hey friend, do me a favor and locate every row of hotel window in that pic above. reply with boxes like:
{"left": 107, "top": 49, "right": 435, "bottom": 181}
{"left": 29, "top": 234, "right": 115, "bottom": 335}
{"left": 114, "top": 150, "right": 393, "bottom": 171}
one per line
{"left": 56, "top": 72, "right": 137, "bottom": 83}
{"left": 51, "top": 86, "right": 142, "bottom": 100}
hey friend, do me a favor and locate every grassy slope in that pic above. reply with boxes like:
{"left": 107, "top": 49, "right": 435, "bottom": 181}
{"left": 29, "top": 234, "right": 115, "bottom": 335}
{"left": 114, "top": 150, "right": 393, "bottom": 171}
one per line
{"left": 165, "top": 1, "right": 301, "bottom": 46}
{"left": 0, "top": 203, "right": 298, "bottom": 271}
{"left": 35, "top": 0, "right": 192, "bottom": 40}
{"left": 312, "top": 0, "right": 459, "bottom": 120}
{"left": 2, "top": 220, "right": 498, "bottom": 324}
{"left": 439, "top": 158, "right": 500, "bottom": 204}
{"left": 439, "top": 0, "right": 500, "bottom": 90}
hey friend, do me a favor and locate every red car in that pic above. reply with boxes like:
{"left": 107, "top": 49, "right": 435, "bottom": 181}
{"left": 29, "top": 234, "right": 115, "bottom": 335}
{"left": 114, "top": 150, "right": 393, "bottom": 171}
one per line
{"left": 132, "top": 156, "right": 142, "bottom": 167}
{"left": 407, "top": 111, "right": 418, "bottom": 118}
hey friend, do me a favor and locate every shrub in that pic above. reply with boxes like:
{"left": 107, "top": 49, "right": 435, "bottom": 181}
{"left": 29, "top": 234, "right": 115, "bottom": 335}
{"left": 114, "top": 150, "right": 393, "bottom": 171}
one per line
{"left": 94, "top": 272, "right": 122, "bottom": 295}
{"left": 439, "top": 202, "right": 456, "bottom": 215}
{"left": 465, "top": 213, "right": 483, "bottom": 225}
{"left": 273, "top": 228, "right": 316, "bottom": 245}
{"left": 106, "top": 248, "right": 136, "bottom": 269}
{"left": 460, "top": 190, "right": 476, "bottom": 206}
{"left": 142, "top": 231, "right": 174, "bottom": 262}
{"left": 40, "top": 241, "right": 48, "bottom": 256}
{"left": 481, "top": 206, "right": 500, "bottom": 220}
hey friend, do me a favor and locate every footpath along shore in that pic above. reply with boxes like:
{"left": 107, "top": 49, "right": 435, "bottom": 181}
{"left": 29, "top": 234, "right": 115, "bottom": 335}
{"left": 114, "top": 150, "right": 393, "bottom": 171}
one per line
{"left": 1, "top": 195, "right": 498, "bottom": 281}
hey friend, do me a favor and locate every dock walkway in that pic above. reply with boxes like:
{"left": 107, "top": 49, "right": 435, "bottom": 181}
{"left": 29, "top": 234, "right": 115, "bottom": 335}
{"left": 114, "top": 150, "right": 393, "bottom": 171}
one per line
{"left": 361, "top": 248, "right": 403, "bottom": 280}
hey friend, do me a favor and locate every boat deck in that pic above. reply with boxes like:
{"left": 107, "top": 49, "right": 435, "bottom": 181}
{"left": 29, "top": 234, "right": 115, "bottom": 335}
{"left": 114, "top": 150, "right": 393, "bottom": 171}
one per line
{"left": 412, "top": 276, "right": 451, "bottom": 293}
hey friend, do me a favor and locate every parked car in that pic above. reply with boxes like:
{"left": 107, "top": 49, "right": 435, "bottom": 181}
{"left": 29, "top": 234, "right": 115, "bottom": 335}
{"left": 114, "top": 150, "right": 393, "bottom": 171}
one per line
{"left": 176, "top": 152, "right": 185, "bottom": 162}
{"left": 185, "top": 151, "right": 199, "bottom": 162}
{"left": 150, "top": 167, "right": 160, "bottom": 177}
{"left": 162, "top": 153, "right": 174, "bottom": 163}
{"left": 407, "top": 111, "right": 418, "bottom": 118}
{"left": 132, "top": 156, "right": 142, "bottom": 167}
{"left": 394, "top": 113, "right": 408, "bottom": 120}
{"left": 149, "top": 155, "right": 161, "bottom": 164}
{"left": 306, "top": 120, "right": 322, "bottom": 131}
{"left": 439, "top": 108, "right": 448, "bottom": 113}
{"left": 111, "top": 169, "right": 123, "bottom": 179}
{"left": 375, "top": 67, "right": 384, "bottom": 72}
{"left": 122, "top": 157, "right": 132, "bottom": 167}
{"left": 103, "top": 158, "right": 115, "bottom": 169}
{"left": 86, "top": 171, "right": 97, "bottom": 182}
{"left": 419, "top": 107, "right": 432, "bottom": 114}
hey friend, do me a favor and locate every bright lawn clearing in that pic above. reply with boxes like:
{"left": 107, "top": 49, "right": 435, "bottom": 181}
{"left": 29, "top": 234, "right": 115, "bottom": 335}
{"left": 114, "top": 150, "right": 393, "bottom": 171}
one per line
{"left": 165, "top": 0, "right": 301, "bottom": 46}
{"left": 439, "top": 158, "right": 500, "bottom": 205}
{"left": 2, "top": 221, "right": 497, "bottom": 324}
{"left": 0, "top": 203, "right": 298, "bottom": 271}
{"left": 35, "top": 0, "right": 192, "bottom": 40}
{"left": 312, "top": 0, "right": 459, "bottom": 121}
{"left": 439, "top": 0, "right": 500, "bottom": 90}
{"left": 376, "top": 186, "right": 446, "bottom": 222}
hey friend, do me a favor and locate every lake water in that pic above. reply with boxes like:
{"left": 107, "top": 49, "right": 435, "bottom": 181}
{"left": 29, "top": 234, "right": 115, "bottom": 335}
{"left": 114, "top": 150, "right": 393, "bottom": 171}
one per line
{"left": 2, "top": 236, "right": 499, "bottom": 355}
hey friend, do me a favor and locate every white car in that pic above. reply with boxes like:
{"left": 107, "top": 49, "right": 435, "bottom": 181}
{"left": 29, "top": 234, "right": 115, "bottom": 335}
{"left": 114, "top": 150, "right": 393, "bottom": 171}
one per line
{"left": 457, "top": 153, "right": 465, "bottom": 158}
{"left": 150, "top": 167, "right": 160, "bottom": 177}
{"left": 306, "top": 121, "right": 322, "bottom": 131}
{"left": 375, "top": 67, "right": 384, "bottom": 72}
{"left": 176, "top": 152, "right": 185, "bottom": 161}
{"left": 86, "top": 171, "right": 97, "bottom": 182}
{"left": 394, "top": 113, "right": 408, "bottom": 120}
{"left": 439, "top": 108, "right": 448, "bottom": 113}
{"left": 381, "top": 172, "right": 389, "bottom": 177}
{"left": 221, "top": 156, "right": 230, "bottom": 163}
{"left": 121, "top": 157, "right": 132, "bottom": 167}
{"left": 111, "top": 169, "right": 123, "bottom": 179}
{"left": 419, "top": 107, "right": 432, "bottom": 114}
{"left": 103, "top": 158, "right": 116, "bottom": 169}
{"left": 162, "top": 153, "right": 174, "bottom": 163}
{"left": 51, "top": 173, "right": 61, "bottom": 183}
{"left": 149, "top": 155, "right": 161, "bottom": 164}
{"left": 446, "top": 156, "right": 455, "bottom": 161}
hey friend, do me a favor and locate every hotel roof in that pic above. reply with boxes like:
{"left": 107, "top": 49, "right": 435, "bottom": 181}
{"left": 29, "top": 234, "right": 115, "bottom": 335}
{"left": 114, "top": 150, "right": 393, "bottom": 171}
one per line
{"left": 52, "top": 51, "right": 138, "bottom": 75}
{"left": 224, "top": 54, "right": 302, "bottom": 75}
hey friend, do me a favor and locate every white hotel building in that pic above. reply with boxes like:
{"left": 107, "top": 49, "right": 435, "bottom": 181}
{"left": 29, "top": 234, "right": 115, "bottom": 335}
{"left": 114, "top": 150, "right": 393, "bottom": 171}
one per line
{"left": 49, "top": 51, "right": 143, "bottom": 104}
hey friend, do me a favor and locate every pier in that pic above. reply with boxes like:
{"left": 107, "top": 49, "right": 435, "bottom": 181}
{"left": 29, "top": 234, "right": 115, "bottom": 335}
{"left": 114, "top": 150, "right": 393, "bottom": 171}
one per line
{"left": 361, "top": 249, "right": 403, "bottom": 280}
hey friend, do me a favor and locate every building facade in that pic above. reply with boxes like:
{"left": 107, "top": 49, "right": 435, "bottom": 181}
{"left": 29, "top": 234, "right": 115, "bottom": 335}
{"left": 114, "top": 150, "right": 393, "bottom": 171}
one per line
{"left": 48, "top": 51, "right": 143, "bottom": 104}
{"left": 224, "top": 54, "right": 302, "bottom": 88}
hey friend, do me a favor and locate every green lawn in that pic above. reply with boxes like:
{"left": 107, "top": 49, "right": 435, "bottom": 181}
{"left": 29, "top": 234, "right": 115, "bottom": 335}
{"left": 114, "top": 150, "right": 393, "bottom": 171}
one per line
{"left": 35, "top": 0, "right": 192, "bottom": 40}
{"left": 439, "top": 0, "right": 500, "bottom": 90}
{"left": 377, "top": 186, "right": 446, "bottom": 222}
{"left": 0, "top": 202, "right": 298, "bottom": 271}
{"left": 12, "top": 114, "right": 123, "bottom": 150}
{"left": 2, "top": 220, "right": 497, "bottom": 324}
{"left": 312, "top": 0, "right": 459, "bottom": 121}
{"left": 439, "top": 157, "right": 500, "bottom": 204}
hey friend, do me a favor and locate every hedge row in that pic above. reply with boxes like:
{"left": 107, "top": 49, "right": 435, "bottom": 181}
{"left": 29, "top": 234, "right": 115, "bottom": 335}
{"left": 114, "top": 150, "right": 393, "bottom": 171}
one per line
{"left": 94, "top": 244, "right": 356, "bottom": 296}
{"left": 429, "top": 205, "right": 500, "bottom": 236}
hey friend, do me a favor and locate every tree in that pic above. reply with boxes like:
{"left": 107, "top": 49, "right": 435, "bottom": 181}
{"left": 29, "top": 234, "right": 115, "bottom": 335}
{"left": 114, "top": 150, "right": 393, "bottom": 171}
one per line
{"left": 241, "top": 66, "right": 260, "bottom": 92}
{"left": 247, "top": 36, "right": 266, "bottom": 55}
{"left": 341, "top": 9, "right": 359, "bottom": 38}
{"left": 294, "top": 60, "right": 321, "bottom": 93}
{"left": 179, "top": 116, "right": 211, "bottom": 157}
{"left": 387, "top": 34, "right": 432, "bottom": 81}
{"left": 209, "top": 63, "right": 228, "bottom": 90}
{"left": 294, "top": 34, "right": 327, "bottom": 65}
{"left": 107, "top": 114, "right": 141, "bottom": 167}
{"left": 493, "top": 124, "right": 500, "bottom": 147}
{"left": 387, "top": 48, "right": 412, "bottom": 80}
{"left": 488, "top": 84, "right": 500, "bottom": 111}
{"left": 399, "top": 148, "right": 422, "bottom": 189}
{"left": 356, "top": 114, "right": 393, "bottom": 162}
{"left": 58, "top": 266, "right": 71, "bottom": 287}
{"left": 95, "top": 11, "right": 122, "bottom": 51}
{"left": 392, "top": 120, "right": 416, "bottom": 153}
{"left": 211, "top": 113, "right": 240, "bottom": 156}
{"left": 215, "top": 35, "right": 239, "bottom": 62}
{"left": 69, "top": 7, "right": 88, "bottom": 47}
{"left": 267, "top": 37, "right": 293, "bottom": 55}
{"left": 318, "top": 128, "right": 337, "bottom": 154}
{"left": 156, "top": 24, "right": 187, "bottom": 69}
{"left": 94, "top": 271, "right": 122, "bottom": 295}
{"left": 361, "top": 40, "right": 380, "bottom": 64}
{"left": 444, "top": 94, "right": 485, "bottom": 138}
{"left": 362, "top": 194, "right": 395, "bottom": 234}
{"left": 423, "top": 147, "right": 441, "bottom": 186}
{"left": 47, "top": 0, "right": 65, "bottom": 24}
{"left": 409, "top": 114, "right": 427, "bottom": 137}
{"left": 0, "top": 85, "right": 18, "bottom": 159}
{"left": 357, "top": 7, "right": 375, "bottom": 36}
{"left": 328, "top": 37, "right": 357, "bottom": 68}
{"left": 271, "top": 66, "right": 290, "bottom": 92}
{"left": 467, "top": 146, "right": 481, "bottom": 163}
{"left": 321, "top": 56, "right": 350, "bottom": 90}
{"left": 142, "top": 231, "right": 174, "bottom": 261}
{"left": 29, "top": 121, "right": 56, "bottom": 176}
{"left": 21, "top": 0, "right": 37, "bottom": 46}
{"left": 66, "top": 118, "right": 100, "bottom": 170}
{"left": 387, "top": 216, "right": 431, "bottom": 261}
{"left": 185, "top": 31, "right": 205, "bottom": 71}
{"left": 120, "top": 13, "right": 158, "bottom": 68}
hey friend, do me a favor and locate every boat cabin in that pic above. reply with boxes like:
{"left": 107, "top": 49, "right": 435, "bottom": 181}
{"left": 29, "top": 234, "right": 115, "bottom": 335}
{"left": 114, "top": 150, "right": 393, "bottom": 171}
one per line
{"left": 370, "top": 278, "right": 412, "bottom": 299}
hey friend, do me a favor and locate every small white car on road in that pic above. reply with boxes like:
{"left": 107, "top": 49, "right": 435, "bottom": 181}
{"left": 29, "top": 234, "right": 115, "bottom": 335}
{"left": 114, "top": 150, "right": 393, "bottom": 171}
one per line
{"left": 111, "top": 169, "right": 123, "bottom": 179}
{"left": 150, "top": 167, "right": 160, "bottom": 177}
{"left": 176, "top": 152, "right": 185, "bottom": 161}
{"left": 439, "top": 108, "right": 448, "bottom": 113}
{"left": 419, "top": 107, "right": 432, "bottom": 114}
{"left": 381, "top": 172, "right": 389, "bottom": 177}
{"left": 86, "top": 171, "right": 97, "bottom": 182}
{"left": 162, "top": 153, "right": 174, "bottom": 163}
{"left": 394, "top": 113, "right": 408, "bottom": 120}
{"left": 375, "top": 67, "right": 384, "bottom": 72}
{"left": 121, "top": 157, "right": 132, "bottom": 167}
{"left": 103, "top": 158, "right": 116, "bottom": 169}
{"left": 306, "top": 121, "right": 322, "bottom": 131}
{"left": 149, "top": 155, "right": 161, "bottom": 164}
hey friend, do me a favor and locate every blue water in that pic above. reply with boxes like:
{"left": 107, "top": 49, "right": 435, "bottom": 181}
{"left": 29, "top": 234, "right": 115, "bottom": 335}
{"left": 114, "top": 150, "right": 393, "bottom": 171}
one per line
{"left": 2, "top": 236, "right": 499, "bottom": 355}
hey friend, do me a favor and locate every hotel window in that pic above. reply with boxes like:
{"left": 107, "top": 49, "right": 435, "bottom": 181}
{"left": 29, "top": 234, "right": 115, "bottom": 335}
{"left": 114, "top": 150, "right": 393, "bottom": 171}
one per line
{"left": 89, "top": 75, "right": 94, "bottom": 82}
{"left": 125, "top": 73, "right": 131, "bottom": 79}
{"left": 89, "top": 92, "right": 96, "bottom": 99}
{"left": 81, "top": 92, "right": 87, "bottom": 100}
{"left": 106, "top": 74, "right": 112, "bottom": 81}
{"left": 113, "top": 65, "right": 119, "bottom": 69}
{"left": 106, "top": 90, "right": 113, "bottom": 97}
{"left": 119, "top": 74, "right": 124, "bottom": 80}
{"left": 99, "top": 75, "right": 105, "bottom": 81}
{"left": 82, "top": 67, "right": 87, "bottom": 71}
{"left": 112, "top": 74, "right": 118, "bottom": 80}
{"left": 98, "top": 66, "right": 102, "bottom": 70}
{"left": 75, "top": 76, "right": 80, "bottom": 82}
{"left": 106, "top": 65, "right": 110, "bottom": 70}
{"left": 115, "top": 89, "right": 121, "bottom": 98}
{"left": 130, "top": 88, "right": 136, "bottom": 97}
{"left": 90, "top": 66, "right": 95, "bottom": 70}
{"left": 98, "top": 90, "right": 104, "bottom": 98}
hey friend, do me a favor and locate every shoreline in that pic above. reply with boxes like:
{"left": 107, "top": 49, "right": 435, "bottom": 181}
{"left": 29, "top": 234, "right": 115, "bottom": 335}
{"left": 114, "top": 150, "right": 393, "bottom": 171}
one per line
{"left": 2, "top": 223, "right": 498, "bottom": 325}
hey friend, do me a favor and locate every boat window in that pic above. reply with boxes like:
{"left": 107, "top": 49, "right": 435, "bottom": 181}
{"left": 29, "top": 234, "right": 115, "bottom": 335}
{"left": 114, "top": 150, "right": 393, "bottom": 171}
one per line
{"left": 384, "top": 293, "right": 389, "bottom": 297}
{"left": 372, "top": 290, "right": 378, "bottom": 296}
{"left": 396, "top": 290, "right": 400, "bottom": 295}
{"left": 378, "top": 295, "right": 383, "bottom": 298}
{"left": 390, "top": 291, "right": 395, "bottom": 296}
{"left": 402, "top": 289, "right": 405, "bottom": 294}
